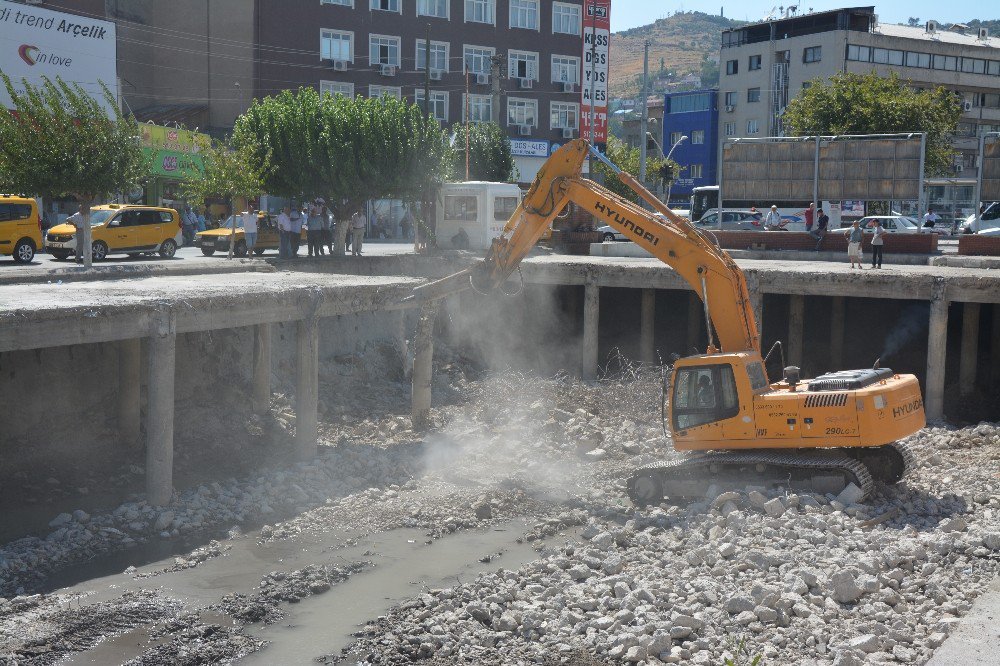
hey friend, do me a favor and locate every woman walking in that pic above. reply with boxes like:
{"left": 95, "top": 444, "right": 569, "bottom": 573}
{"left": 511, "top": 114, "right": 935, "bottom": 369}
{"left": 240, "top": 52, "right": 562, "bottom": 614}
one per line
{"left": 870, "top": 219, "right": 885, "bottom": 269}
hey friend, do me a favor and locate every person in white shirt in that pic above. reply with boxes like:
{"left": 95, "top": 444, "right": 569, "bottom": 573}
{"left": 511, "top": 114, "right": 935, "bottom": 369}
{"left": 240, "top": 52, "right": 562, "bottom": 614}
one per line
{"left": 763, "top": 205, "right": 784, "bottom": 230}
{"left": 289, "top": 206, "right": 304, "bottom": 257}
{"left": 350, "top": 211, "right": 366, "bottom": 256}
{"left": 923, "top": 210, "right": 938, "bottom": 230}
{"left": 277, "top": 206, "right": 293, "bottom": 259}
{"left": 243, "top": 208, "right": 258, "bottom": 258}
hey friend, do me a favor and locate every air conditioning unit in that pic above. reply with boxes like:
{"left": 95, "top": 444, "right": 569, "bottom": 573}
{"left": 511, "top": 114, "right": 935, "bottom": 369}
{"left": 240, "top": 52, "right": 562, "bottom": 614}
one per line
{"left": 725, "top": 105, "right": 735, "bottom": 112}
{"left": 979, "top": 28, "right": 990, "bottom": 40}
{"left": 333, "top": 60, "right": 348, "bottom": 72}
{"left": 476, "top": 73, "right": 490, "bottom": 85}
{"left": 926, "top": 20, "right": 937, "bottom": 33}
{"left": 561, "top": 128, "right": 574, "bottom": 139}
{"left": 519, "top": 125, "right": 531, "bottom": 136}
{"left": 380, "top": 64, "right": 397, "bottom": 77}
{"left": 429, "top": 69, "right": 443, "bottom": 81}
{"left": 519, "top": 78, "right": 533, "bottom": 89}
{"left": 561, "top": 82, "right": 576, "bottom": 93}
{"left": 963, "top": 100, "right": 973, "bottom": 112}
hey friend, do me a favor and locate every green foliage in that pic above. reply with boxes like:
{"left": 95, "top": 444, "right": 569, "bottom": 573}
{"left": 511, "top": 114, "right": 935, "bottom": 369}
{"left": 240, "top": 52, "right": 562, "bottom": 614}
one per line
{"left": 700, "top": 54, "right": 720, "bottom": 88}
{"left": 723, "top": 636, "right": 764, "bottom": 666}
{"left": 0, "top": 73, "right": 147, "bottom": 201}
{"left": 594, "top": 136, "right": 672, "bottom": 205}
{"left": 181, "top": 139, "right": 264, "bottom": 204}
{"left": 449, "top": 122, "right": 517, "bottom": 183}
{"left": 783, "top": 71, "right": 962, "bottom": 176}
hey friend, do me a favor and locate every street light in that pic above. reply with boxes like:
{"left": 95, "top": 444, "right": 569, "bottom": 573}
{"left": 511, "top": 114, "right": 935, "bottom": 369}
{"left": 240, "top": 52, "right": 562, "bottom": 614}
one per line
{"left": 664, "top": 134, "right": 688, "bottom": 205}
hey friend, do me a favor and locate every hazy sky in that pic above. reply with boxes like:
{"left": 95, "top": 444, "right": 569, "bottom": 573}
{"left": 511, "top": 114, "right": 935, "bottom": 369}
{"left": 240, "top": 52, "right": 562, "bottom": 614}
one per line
{"left": 610, "top": 1, "right": 988, "bottom": 33}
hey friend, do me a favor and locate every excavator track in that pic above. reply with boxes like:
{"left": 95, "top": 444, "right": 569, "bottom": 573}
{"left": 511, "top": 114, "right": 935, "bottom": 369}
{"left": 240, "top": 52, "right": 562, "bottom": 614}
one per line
{"left": 627, "top": 449, "right": 877, "bottom": 507}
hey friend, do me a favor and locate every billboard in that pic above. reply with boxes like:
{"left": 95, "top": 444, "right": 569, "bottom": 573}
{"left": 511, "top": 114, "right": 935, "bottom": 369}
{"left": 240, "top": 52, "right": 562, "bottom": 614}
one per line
{"left": 140, "top": 124, "right": 209, "bottom": 180}
{"left": 0, "top": 0, "right": 118, "bottom": 114}
{"left": 581, "top": 0, "right": 610, "bottom": 147}
{"left": 982, "top": 136, "right": 1000, "bottom": 202}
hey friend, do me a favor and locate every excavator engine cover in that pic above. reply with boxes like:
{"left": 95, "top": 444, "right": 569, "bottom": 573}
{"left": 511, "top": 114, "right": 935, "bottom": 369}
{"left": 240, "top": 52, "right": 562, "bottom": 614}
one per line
{"left": 807, "top": 368, "right": 894, "bottom": 391}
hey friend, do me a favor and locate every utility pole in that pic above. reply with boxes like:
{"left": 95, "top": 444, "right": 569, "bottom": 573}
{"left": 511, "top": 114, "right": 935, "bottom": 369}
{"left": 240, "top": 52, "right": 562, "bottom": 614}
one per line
{"left": 464, "top": 65, "right": 470, "bottom": 180}
{"left": 588, "top": 11, "right": 597, "bottom": 178}
{"left": 423, "top": 24, "right": 431, "bottom": 117}
{"left": 639, "top": 40, "right": 650, "bottom": 186}
{"left": 490, "top": 54, "right": 503, "bottom": 125}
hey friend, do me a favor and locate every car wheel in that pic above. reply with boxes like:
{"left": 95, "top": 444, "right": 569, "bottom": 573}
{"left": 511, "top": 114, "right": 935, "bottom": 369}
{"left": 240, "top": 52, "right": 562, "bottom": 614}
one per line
{"left": 159, "top": 239, "right": 177, "bottom": 258}
{"left": 234, "top": 240, "right": 248, "bottom": 257}
{"left": 50, "top": 250, "right": 69, "bottom": 261}
{"left": 253, "top": 247, "right": 266, "bottom": 256}
{"left": 201, "top": 247, "right": 216, "bottom": 256}
{"left": 92, "top": 241, "right": 109, "bottom": 262}
{"left": 13, "top": 239, "right": 35, "bottom": 264}
{"left": 603, "top": 232, "right": 616, "bottom": 242}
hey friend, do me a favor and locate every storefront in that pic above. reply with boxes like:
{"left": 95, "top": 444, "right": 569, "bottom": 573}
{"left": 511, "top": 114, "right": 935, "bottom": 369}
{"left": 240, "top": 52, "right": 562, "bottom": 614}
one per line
{"left": 139, "top": 124, "right": 209, "bottom": 208}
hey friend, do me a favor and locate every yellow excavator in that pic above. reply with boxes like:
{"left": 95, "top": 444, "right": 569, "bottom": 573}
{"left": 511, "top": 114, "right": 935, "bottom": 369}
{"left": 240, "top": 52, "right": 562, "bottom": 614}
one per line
{"left": 412, "top": 139, "right": 925, "bottom": 504}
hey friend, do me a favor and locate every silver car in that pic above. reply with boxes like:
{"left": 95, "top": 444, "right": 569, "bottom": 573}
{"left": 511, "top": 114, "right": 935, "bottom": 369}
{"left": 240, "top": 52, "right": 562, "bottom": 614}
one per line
{"left": 694, "top": 210, "right": 763, "bottom": 231}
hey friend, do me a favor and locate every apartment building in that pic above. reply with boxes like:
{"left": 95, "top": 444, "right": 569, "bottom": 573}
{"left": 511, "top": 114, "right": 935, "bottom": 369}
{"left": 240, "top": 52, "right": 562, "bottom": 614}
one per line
{"left": 661, "top": 89, "right": 719, "bottom": 206}
{"left": 718, "top": 6, "right": 1000, "bottom": 177}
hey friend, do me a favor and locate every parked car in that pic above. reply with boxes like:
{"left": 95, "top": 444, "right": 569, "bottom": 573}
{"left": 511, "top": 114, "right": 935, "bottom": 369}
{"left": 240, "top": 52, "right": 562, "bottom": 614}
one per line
{"left": 598, "top": 210, "right": 691, "bottom": 241}
{"left": 196, "top": 213, "right": 307, "bottom": 256}
{"left": 0, "top": 195, "right": 42, "bottom": 263}
{"left": 694, "top": 210, "right": 763, "bottom": 231}
{"left": 959, "top": 202, "right": 1000, "bottom": 234}
{"left": 45, "top": 204, "right": 182, "bottom": 261}
{"left": 837, "top": 215, "right": 923, "bottom": 235}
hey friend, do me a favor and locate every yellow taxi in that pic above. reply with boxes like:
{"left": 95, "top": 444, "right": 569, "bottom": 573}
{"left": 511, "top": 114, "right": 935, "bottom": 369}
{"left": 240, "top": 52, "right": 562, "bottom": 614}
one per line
{"left": 45, "top": 205, "right": 182, "bottom": 261}
{"left": 0, "top": 195, "right": 43, "bottom": 263}
{"left": 197, "top": 213, "right": 305, "bottom": 257}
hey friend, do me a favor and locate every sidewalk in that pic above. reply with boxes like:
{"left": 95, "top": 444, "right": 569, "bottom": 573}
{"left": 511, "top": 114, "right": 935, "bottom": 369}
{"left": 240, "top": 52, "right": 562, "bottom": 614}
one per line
{"left": 927, "top": 577, "right": 1000, "bottom": 665}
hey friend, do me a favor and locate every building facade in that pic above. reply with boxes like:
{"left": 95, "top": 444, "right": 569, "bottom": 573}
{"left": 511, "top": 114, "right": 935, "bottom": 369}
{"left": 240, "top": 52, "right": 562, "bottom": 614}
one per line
{"left": 718, "top": 6, "right": 1000, "bottom": 178}
{"left": 661, "top": 89, "right": 719, "bottom": 205}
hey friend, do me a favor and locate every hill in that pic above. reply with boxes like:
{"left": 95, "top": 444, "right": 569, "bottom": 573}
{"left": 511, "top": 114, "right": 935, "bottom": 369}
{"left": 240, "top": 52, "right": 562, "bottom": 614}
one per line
{"left": 610, "top": 11, "right": 745, "bottom": 98}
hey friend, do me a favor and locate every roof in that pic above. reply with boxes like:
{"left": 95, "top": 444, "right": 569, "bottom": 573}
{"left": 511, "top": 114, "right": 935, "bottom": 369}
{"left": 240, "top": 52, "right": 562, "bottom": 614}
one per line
{"left": 875, "top": 23, "right": 999, "bottom": 49}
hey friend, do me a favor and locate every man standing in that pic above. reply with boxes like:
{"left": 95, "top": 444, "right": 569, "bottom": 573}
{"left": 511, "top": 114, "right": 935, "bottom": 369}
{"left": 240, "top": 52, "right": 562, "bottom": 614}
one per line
{"left": 182, "top": 205, "right": 197, "bottom": 246}
{"left": 307, "top": 200, "right": 325, "bottom": 257}
{"left": 804, "top": 202, "right": 816, "bottom": 232}
{"left": 289, "top": 206, "right": 304, "bottom": 257}
{"left": 810, "top": 208, "right": 829, "bottom": 250}
{"left": 68, "top": 206, "right": 86, "bottom": 264}
{"left": 847, "top": 219, "right": 863, "bottom": 269}
{"left": 277, "top": 205, "right": 292, "bottom": 259}
{"left": 243, "top": 207, "right": 258, "bottom": 258}
{"left": 350, "top": 210, "right": 366, "bottom": 256}
{"left": 871, "top": 218, "right": 885, "bottom": 269}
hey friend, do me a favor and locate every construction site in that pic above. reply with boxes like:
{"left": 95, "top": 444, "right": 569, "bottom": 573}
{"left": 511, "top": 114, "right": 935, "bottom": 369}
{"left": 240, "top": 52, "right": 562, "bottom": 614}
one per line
{"left": 0, "top": 139, "right": 997, "bottom": 666}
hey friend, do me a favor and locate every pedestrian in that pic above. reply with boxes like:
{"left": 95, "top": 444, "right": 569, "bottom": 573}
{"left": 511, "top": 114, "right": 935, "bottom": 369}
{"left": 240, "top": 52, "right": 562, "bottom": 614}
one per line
{"left": 68, "top": 205, "right": 86, "bottom": 264}
{"left": 804, "top": 202, "right": 816, "bottom": 232}
{"left": 289, "top": 205, "right": 304, "bottom": 257}
{"left": 810, "top": 207, "right": 829, "bottom": 250}
{"left": 847, "top": 219, "right": 864, "bottom": 269}
{"left": 350, "top": 209, "right": 366, "bottom": 256}
{"left": 196, "top": 207, "right": 207, "bottom": 233}
{"left": 307, "top": 200, "right": 325, "bottom": 257}
{"left": 763, "top": 205, "right": 782, "bottom": 230}
{"left": 871, "top": 218, "right": 885, "bottom": 269}
{"left": 923, "top": 209, "right": 938, "bottom": 230}
{"left": 243, "top": 207, "right": 258, "bottom": 258}
{"left": 277, "top": 205, "right": 293, "bottom": 259}
{"left": 400, "top": 206, "right": 414, "bottom": 240}
{"left": 182, "top": 205, "right": 197, "bottom": 246}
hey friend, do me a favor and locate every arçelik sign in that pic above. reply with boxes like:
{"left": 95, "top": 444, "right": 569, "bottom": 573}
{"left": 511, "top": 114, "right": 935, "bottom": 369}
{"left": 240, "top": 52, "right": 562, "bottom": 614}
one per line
{"left": 0, "top": 0, "right": 117, "bottom": 114}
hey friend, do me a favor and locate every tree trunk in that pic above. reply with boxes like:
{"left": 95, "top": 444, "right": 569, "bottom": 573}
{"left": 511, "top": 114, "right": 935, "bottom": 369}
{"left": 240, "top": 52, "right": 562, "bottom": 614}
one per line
{"left": 77, "top": 198, "right": 93, "bottom": 269}
{"left": 227, "top": 195, "right": 237, "bottom": 260}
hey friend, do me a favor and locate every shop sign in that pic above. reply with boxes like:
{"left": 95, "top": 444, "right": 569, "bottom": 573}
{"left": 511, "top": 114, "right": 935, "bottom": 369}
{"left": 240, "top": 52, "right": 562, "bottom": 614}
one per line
{"left": 150, "top": 149, "right": 204, "bottom": 178}
{"left": 141, "top": 124, "right": 210, "bottom": 154}
{"left": 510, "top": 139, "right": 549, "bottom": 158}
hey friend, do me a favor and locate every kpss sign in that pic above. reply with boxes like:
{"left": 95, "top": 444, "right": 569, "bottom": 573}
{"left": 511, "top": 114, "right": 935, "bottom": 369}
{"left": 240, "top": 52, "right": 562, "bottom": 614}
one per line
{"left": 581, "top": 0, "right": 610, "bottom": 147}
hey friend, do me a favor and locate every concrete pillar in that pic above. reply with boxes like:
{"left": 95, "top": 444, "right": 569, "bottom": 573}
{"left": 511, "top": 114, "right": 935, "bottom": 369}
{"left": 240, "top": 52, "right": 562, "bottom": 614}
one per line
{"left": 829, "top": 296, "right": 846, "bottom": 370}
{"left": 252, "top": 323, "right": 272, "bottom": 413}
{"left": 925, "top": 280, "right": 949, "bottom": 421}
{"left": 959, "top": 302, "right": 980, "bottom": 396}
{"left": 582, "top": 282, "right": 599, "bottom": 379}
{"left": 639, "top": 288, "right": 655, "bottom": 365}
{"left": 993, "top": 305, "right": 1000, "bottom": 390}
{"left": 787, "top": 295, "right": 805, "bottom": 369}
{"left": 295, "top": 317, "right": 319, "bottom": 461}
{"left": 745, "top": 274, "right": 763, "bottom": 339}
{"left": 118, "top": 337, "right": 141, "bottom": 447}
{"left": 687, "top": 292, "right": 702, "bottom": 354}
{"left": 146, "top": 314, "right": 176, "bottom": 507}
{"left": 411, "top": 303, "right": 436, "bottom": 430}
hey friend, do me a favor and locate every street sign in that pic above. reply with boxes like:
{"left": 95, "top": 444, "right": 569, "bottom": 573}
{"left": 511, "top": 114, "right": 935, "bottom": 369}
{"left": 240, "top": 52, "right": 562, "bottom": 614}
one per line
{"left": 509, "top": 139, "right": 549, "bottom": 158}
{"left": 581, "top": 0, "right": 610, "bottom": 146}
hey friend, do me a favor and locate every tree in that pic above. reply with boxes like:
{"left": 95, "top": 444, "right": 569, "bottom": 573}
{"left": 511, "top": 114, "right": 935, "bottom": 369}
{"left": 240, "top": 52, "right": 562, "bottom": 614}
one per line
{"left": 593, "top": 136, "right": 673, "bottom": 206}
{"left": 782, "top": 71, "right": 962, "bottom": 176}
{"left": 0, "top": 74, "right": 147, "bottom": 268}
{"left": 449, "top": 122, "right": 517, "bottom": 183}
{"left": 181, "top": 139, "right": 265, "bottom": 258}
{"left": 907, "top": 17, "right": 921, "bottom": 27}
{"left": 699, "top": 54, "right": 720, "bottom": 88}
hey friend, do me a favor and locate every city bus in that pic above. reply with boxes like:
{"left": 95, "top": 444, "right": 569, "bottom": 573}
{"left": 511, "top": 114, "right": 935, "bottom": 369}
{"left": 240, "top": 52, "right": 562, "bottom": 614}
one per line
{"left": 690, "top": 186, "right": 843, "bottom": 230}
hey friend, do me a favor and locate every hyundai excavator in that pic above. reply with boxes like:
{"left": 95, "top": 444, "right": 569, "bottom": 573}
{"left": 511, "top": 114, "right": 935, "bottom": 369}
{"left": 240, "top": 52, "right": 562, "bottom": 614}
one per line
{"left": 411, "top": 139, "right": 925, "bottom": 505}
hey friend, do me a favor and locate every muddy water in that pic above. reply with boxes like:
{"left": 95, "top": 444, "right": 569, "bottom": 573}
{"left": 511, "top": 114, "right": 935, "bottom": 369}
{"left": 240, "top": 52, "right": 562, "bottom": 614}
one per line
{"left": 58, "top": 518, "right": 539, "bottom": 664}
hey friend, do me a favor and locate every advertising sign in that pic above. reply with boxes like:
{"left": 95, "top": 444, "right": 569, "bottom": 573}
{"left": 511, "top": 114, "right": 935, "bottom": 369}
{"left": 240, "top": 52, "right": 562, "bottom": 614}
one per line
{"left": 0, "top": 0, "right": 118, "bottom": 114}
{"left": 581, "top": 0, "right": 610, "bottom": 147}
{"left": 140, "top": 124, "right": 209, "bottom": 180}
{"left": 509, "top": 139, "right": 549, "bottom": 158}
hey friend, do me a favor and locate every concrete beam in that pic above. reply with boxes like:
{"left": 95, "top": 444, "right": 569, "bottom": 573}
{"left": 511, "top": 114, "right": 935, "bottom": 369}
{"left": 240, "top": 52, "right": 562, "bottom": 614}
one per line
{"left": 829, "top": 296, "right": 845, "bottom": 371}
{"left": 295, "top": 317, "right": 319, "bottom": 461}
{"left": 787, "top": 295, "right": 805, "bottom": 370}
{"left": 146, "top": 313, "right": 176, "bottom": 507}
{"left": 411, "top": 303, "right": 436, "bottom": 430}
{"left": 639, "top": 289, "right": 655, "bottom": 365}
{"left": 582, "top": 282, "right": 599, "bottom": 380}
{"left": 959, "top": 302, "right": 980, "bottom": 396}
{"left": 252, "top": 323, "right": 272, "bottom": 413}
{"left": 118, "top": 338, "right": 141, "bottom": 448}
{"left": 925, "top": 280, "right": 949, "bottom": 421}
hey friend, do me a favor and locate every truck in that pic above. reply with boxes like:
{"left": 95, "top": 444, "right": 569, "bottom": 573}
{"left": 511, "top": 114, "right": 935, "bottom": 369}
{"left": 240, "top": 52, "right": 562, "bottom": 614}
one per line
{"left": 435, "top": 182, "right": 523, "bottom": 250}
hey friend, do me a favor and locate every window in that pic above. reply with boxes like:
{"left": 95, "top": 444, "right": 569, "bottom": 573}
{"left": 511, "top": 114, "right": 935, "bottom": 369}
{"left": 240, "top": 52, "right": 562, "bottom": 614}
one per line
{"left": 550, "top": 101, "right": 579, "bottom": 129}
{"left": 494, "top": 197, "right": 519, "bottom": 220}
{"left": 0, "top": 203, "right": 32, "bottom": 221}
{"left": 320, "top": 80, "right": 354, "bottom": 98}
{"left": 748, "top": 54, "right": 761, "bottom": 70}
{"left": 465, "top": 0, "right": 495, "bottom": 24}
{"left": 508, "top": 97, "right": 538, "bottom": 127}
{"left": 551, "top": 55, "right": 580, "bottom": 84}
{"left": 724, "top": 121, "right": 736, "bottom": 136}
{"left": 872, "top": 48, "right": 903, "bottom": 66}
{"left": 369, "top": 85, "right": 401, "bottom": 99}
{"left": 802, "top": 81, "right": 812, "bottom": 90}
{"left": 803, "top": 46, "right": 821, "bottom": 63}
{"left": 988, "top": 60, "right": 1000, "bottom": 76}
{"left": 667, "top": 93, "right": 711, "bottom": 113}
{"left": 415, "top": 90, "right": 449, "bottom": 122}
{"left": 369, "top": 34, "right": 400, "bottom": 66}
{"left": 320, "top": 29, "right": 353, "bottom": 62}
{"left": 510, "top": 0, "right": 538, "bottom": 30}
{"left": 370, "top": 0, "right": 400, "bottom": 11}
{"left": 846, "top": 44, "right": 870, "bottom": 62}
{"left": 726, "top": 59, "right": 738, "bottom": 75}
{"left": 417, "top": 40, "right": 449, "bottom": 72}
{"left": 747, "top": 87, "right": 761, "bottom": 103}
{"left": 464, "top": 45, "right": 495, "bottom": 75}
{"left": 961, "top": 58, "right": 986, "bottom": 74}
{"left": 746, "top": 362, "right": 768, "bottom": 391}
{"left": 672, "top": 364, "right": 740, "bottom": 430}
{"left": 747, "top": 119, "right": 759, "bottom": 134}
{"left": 462, "top": 94, "right": 493, "bottom": 122}
{"left": 509, "top": 50, "right": 539, "bottom": 80}
{"left": 932, "top": 54, "right": 956, "bottom": 71}
{"left": 444, "top": 195, "right": 478, "bottom": 221}
{"left": 321, "top": 0, "right": 352, "bottom": 6}
{"left": 724, "top": 91, "right": 737, "bottom": 107}
{"left": 691, "top": 130, "right": 705, "bottom": 144}
{"left": 416, "top": 0, "right": 448, "bottom": 18}
{"left": 690, "top": 164, "right": 703, "bottom": 179}
{"left": 906, "top": 51, "right": 931, "bottom": 68}
{"left": 666, "top": 131, "right": 681, "bottom": 146}
{"left": 553, "top": 2, "right": 581, "bottom": 35}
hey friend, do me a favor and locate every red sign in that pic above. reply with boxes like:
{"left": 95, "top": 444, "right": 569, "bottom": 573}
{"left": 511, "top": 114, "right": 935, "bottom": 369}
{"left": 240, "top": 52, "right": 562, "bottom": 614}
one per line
{"left": 581, "top": 0, "right": 610, "bottom": 145}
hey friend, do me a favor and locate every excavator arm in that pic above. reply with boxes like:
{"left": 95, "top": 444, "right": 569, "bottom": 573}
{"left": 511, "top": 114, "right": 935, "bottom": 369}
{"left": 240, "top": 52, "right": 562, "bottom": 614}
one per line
{"left": 413, "top": 139, "right": 760, "bottom": 355}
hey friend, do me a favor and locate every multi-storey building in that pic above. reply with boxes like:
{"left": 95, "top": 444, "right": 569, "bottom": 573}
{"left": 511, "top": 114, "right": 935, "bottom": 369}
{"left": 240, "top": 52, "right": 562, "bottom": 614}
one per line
{"left": 661, "top": 89, "right": 719, "bottom": 206}
{"left": 718, "top": 6, "right": 1000, "bottom": 178}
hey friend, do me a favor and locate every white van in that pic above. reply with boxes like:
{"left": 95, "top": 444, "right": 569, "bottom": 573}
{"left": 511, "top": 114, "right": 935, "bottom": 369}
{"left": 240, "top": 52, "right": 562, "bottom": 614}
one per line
{"left": 436, "top": 182, "right": 522, "bottom": 250}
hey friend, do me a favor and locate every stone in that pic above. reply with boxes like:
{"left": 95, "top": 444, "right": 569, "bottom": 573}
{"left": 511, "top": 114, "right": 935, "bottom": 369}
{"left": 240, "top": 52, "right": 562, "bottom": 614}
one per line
{"left": 734, "top": 610, "right": 757, "bottom": 625}
{"left": 473, "top": 502, "right": 492, "bottom": 520}
{"left": 748, "top": 490, "right": 768, "bottom": 508}
{"left": 828, "top": 571, "right": 864, "bottom": 604}
{"left": 832, "top": 650, "right": 866, "bottom": 666}
{"left": 725, "top": 595, "right": 755, "bottom": 614}
{"left": 591, "top": 532, "right": 615, "bottom": 550}
{"left": 711, "top": 491, "right": 741, "bottom": 510}
{"left": 567, "top": 565, "right": 593, "bottom": 581}
{"left": 48, "top": 513, "right": 72, "bottom": 528}
{"left": 602, "top": 555, "right": 624, "bottom": 575}
{"left": 848, "top": 634, "right": 880, "bottom": 653}
{"left": 940, "top": 517, "right": 967, "bottom": 533}
{"left": 72, "top": 510, "right": 90, "bottom": 523}
{"left": 583, "top": 448, "right": 607, "bottom": 461}
{"left": 754, "top": 606, "right": 778, "bottom": 623}
{"left": 763, "top": 498, "right": 785, "bottom": 517}
{"left": 836, "top": 483, "right": 865, "bottom": 506}
{"left": 624, "top": 645, "right": 647, "bottom": 662}
{"left": 153, "top": 511, "right": 175, "bottom": 532}
{"left": 719, "top": 542, "right": 736, "bottom": 558}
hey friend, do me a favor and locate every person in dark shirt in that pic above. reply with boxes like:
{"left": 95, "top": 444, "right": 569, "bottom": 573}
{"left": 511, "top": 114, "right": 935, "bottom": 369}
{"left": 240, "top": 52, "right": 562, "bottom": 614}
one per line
{"left": 810, "top": 208, "right": 829, "bottom": 250}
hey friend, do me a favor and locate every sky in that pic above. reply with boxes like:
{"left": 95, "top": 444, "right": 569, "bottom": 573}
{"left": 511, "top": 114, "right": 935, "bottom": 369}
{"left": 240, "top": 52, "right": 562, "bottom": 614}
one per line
{"left": 610, "top": 1, "right": 988, "bottom": 33}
